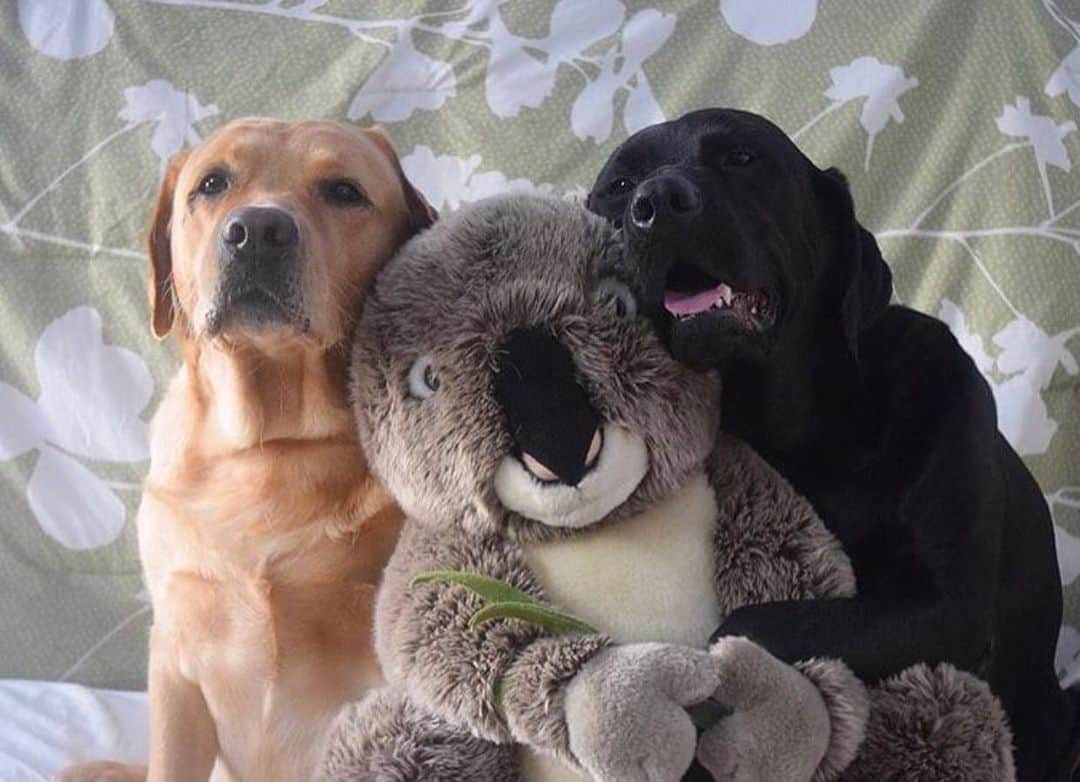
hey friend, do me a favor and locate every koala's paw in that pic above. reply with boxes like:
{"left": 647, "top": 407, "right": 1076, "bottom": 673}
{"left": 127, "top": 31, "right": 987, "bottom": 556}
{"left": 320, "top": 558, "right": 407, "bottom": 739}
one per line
{"left": 695, "top": 710, "right": 757, "bottom": 782}
{"left": 564, "top": 643, "right": 721, "bottom": 782}
{"left": 696, "top": 637, "right": 830, "bottom": 782}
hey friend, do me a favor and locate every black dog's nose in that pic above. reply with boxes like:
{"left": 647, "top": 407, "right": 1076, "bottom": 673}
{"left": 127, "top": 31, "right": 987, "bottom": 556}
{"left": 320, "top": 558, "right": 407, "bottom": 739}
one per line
{"left": 494, "top": 326, "right": 601, "bottom": 487}
{"left": 628, "top": 175, "right": 701, "bottom": 231}
{"left": 222, "top": 206, "right": 299, "bottom": 255}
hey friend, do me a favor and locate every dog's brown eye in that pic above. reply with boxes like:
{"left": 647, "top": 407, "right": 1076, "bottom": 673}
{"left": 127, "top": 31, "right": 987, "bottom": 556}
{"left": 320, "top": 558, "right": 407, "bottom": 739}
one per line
{"left": 197, "top": 173, "right": 228, "bottom": 197}
{"left": 723, "top": 149, "right": 755, "bottom": 167}
{"left": 607, "top": 177, "right": 634, "bottom": 196}
{"left": 323, "top": 179, "right": 368, "bottom": 207}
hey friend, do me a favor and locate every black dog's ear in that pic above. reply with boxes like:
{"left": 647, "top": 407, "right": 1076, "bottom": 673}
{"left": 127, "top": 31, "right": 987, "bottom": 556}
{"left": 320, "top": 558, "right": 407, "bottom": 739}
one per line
{"left": 814, "top": 166, "right": 893, "bottom": 360}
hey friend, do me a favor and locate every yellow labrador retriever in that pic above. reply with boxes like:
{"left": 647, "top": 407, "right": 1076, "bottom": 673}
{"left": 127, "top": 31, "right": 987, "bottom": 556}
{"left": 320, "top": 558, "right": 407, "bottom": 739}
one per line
{"left": 59, "top": 118, "right": 435, "bottom": 782}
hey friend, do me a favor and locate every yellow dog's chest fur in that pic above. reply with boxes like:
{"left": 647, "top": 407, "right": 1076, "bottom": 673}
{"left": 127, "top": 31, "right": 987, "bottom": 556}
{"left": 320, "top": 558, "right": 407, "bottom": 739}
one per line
{"left": 144, "top": 499, "right": 388, "bottom": 782}
{"left": 140, "top": 379, "right": 399, "bottom": 782}
{"left": 521, "top": 472, "right": 722, "bottom": 782}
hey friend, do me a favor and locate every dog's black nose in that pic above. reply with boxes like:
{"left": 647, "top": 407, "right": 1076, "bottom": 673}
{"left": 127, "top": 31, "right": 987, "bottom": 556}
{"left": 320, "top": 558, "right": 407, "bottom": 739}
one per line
{"left": 628, "top": 175, "right": 701, "bottom": 232}
{"left": 222, "top": 206, "right": 299, "bottom": 255}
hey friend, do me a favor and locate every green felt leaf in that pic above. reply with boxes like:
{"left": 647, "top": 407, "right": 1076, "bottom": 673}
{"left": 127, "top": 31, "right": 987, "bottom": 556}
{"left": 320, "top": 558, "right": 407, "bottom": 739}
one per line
{"left": 411, "top": 570, "right": 597, "bottom": 635}
{"left": 493, "top": 674, "right": 509, "bottom": 722}
{"left": 410, "top": 570, "right": 540, "bottom": 606}
{"left": 469, "top": 601, "right": 598, "bottom": 636}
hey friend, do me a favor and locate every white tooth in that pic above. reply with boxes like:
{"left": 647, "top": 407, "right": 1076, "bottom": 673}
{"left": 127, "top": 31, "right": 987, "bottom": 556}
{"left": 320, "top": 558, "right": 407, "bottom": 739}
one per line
{"left": 718, "top": 284, "right": 733, "bottom": 306}
{"left": 751, "top": 305, "right": 758, "bottom": 315}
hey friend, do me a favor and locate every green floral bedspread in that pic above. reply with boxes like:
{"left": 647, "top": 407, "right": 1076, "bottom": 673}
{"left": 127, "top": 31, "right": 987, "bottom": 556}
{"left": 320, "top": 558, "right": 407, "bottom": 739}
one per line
{"left": 1, "top": 0, "right": 1078, "bottom": 690}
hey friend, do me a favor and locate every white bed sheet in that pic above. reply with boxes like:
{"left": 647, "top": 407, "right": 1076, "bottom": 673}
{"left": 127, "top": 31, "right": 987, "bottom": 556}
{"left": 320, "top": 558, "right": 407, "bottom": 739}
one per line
{"left": 0, "top": 680, "right": 148, "bottom": 782}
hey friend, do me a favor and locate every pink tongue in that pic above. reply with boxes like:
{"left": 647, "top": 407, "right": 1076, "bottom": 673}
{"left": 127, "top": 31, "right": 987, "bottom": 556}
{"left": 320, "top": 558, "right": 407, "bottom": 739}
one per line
{"left": 664, "top": 285, "right": 723, "bottom": 316}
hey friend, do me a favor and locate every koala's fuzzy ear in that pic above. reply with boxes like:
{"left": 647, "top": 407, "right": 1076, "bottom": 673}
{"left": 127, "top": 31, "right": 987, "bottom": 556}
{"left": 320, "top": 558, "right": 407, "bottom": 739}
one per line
{"left": 365, "top": 125, "right": 438, "bottom": 235}
{"left": 147, "top": 149, "right": 190, "bottom": 340}
{"left": 813, "top": 166, "right": 892, "bottom": 360}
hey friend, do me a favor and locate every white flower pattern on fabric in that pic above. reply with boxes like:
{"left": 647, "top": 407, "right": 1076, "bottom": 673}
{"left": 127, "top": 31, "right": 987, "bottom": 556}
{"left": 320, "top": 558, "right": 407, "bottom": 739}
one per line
{"left": 119, "top": 80, "right": 220, "bottom": 169}
{"left": 349, "top": 34, "right": 457, "bottom": 123}
{"left": 824, "top": 56, "right": 918, "bottom": 170}
{"left": 996, "top": 97, "right": 1076, "bottom": 207}
{"left": 1055, "top": 523, "right": 1080, "bottom": 589}
{"left": 1043, "top": 0, "right": 1080, "bottom": 107}
{"left": 945, "top": 296, "right": 1080, "bottom": 685}
{"left": 340, "top": 1, "right": 672, "bottom": 141}
{"left": 938, "top": 300, "right": 994, "bottom": 374}
{"left": 0, "top": 308, "right": 152, "bottom": 550}
{"left": 569, "top": 8, "right": 675, "bottom": 142}
{"left": 1052, "top": 483, "right": 1080, "bottom": 686}
{"left": 18, "top": 0, "right": 115, "bottom": 61}
{"left": 940, "top": 300, "right": 1079, "bottom": 457}
{"left": 1058, "top": 625, "right": 1080, "bottom": 688}
{"left": 485, "top": 0, "right": 624, "bottom": 119}
{"left": 719, "top": 0, "right": 818, "bottom": 46}
{"left": 1, "top": 81, "right": 218, "bottom": 262}
{"left": 400, "top": 146, "right": 556, "bottom": 212}
{"left": 1046, "top": 44, "right": 1080, "bottom": 107}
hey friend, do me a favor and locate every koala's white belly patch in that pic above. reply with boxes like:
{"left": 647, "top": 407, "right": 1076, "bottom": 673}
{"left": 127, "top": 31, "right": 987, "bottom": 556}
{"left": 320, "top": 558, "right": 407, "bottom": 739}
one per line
{"left": 521, "top": 471, "right": 721, "bottom": 782}
{"left": 524, "top": 470, "right": 721, "bottom": 648}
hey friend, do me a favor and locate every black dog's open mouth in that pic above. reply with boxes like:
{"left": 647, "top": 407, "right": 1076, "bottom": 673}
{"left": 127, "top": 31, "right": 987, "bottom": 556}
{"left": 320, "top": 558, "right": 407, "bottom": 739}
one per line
{"left": 663, "top": 261, "right": 776, "bottom": 333}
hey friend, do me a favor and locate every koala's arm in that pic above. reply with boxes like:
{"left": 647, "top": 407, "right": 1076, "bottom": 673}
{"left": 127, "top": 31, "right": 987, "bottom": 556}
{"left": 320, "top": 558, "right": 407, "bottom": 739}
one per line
{"left": 374, "top": 520, "right": 609, "bottom": 757}
{"left": 709, "top": 432, "right": 856, "bottom": 607}
{"left": 706, "top": 433, "right": 868, "bottom": 780}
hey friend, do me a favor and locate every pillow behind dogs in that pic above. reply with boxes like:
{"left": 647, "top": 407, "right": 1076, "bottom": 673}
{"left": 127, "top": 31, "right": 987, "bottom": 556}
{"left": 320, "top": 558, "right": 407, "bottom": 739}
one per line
{"left": 322, "top": 194, "right": 1013, "bottom": 782}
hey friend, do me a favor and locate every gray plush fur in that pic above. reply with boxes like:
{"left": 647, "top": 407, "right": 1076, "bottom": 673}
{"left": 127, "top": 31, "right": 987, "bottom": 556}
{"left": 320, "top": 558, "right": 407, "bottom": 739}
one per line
{"left": 707, "top": 434, "right": 856, "bottom": 610}
{"left": 350, "top": 194, "right": 720, "bottom": 545}
{"left": 322, "top": 689, "right": 520, "bottom": 781}
{"left": 323, "top": 194, "right": 1014, "bottom": 782}
{"left": 840, "top": 663, "right": 1015, "bottom": 782}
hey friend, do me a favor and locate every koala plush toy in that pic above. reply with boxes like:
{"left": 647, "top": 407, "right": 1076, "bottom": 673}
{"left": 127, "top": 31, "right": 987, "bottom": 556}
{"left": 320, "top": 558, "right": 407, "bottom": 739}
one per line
{"left": 322, "top": 194, "right": 1015, "bottom": 782}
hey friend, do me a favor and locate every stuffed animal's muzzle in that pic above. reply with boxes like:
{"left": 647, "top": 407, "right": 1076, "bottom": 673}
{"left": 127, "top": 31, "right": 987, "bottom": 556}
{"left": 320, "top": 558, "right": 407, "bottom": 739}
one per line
{"left": 491, "top": 325, "right": 649, "bottom": 529}
{"left": 494, "top": 326, "right": 601, "bottom": 486}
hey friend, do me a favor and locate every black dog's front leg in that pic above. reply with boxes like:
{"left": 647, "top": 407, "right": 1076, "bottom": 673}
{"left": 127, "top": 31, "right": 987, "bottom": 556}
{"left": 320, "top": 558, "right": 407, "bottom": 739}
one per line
{"left": 716, "top": 340, "right": 1008, "bottom": 686}
{"left": 711, "top": 596, "right": 992, "bottom": 685}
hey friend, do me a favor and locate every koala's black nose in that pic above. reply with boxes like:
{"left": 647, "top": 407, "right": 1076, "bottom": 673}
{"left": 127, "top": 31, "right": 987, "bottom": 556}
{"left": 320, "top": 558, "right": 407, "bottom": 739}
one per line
{"left": 222, "top": 206, "right": 299, "bottom": 256}
{"left": 494, "top": 327, "right": 602, "bottom": 487}
{"left": 628, "top": 174, "right": 701, "bottom": 232}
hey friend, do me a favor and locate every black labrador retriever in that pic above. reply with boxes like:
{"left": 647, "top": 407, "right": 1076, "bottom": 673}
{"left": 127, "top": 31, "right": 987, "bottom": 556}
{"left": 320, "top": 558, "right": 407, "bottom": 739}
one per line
{"left": 587, "top": 108, "right": 1079, "bottom": 782}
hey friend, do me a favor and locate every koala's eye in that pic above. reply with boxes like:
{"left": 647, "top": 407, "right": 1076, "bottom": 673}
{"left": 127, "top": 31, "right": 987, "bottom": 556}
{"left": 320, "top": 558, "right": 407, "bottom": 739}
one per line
{"left": 594, "top": 278, "right": 638, "bottom": 320}
{"left": 722, "top": 148, "right": 755, "bottom": 167}
{"left": 321, "top": 179, "right": 369, "bottom": 207}
{"left": 407, "top": 356, "right": 440, "bottom": 399}
{"left": 196, "top": 172, "right": 229, "bottom": 197}
{"left": 606, "top": 177, "right": 635, "bottom": 197}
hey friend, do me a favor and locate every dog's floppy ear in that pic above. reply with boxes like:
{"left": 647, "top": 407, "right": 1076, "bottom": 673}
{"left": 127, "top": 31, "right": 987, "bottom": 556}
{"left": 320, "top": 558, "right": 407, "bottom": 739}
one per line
{"left": 813, "top": 166, "right": 892, "bottom": 360}
{"left": 147, "top": 149, "right": 189, "bottom": 340}
{"left": 365, "top": 125, "right": 438, "bottom": 235}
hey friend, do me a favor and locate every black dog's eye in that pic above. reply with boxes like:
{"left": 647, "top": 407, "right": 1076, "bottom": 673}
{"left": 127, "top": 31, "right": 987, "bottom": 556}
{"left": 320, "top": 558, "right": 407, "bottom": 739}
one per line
{"left": 722, "top": 149, "right": 756, "bottom": 167}
{"left": 606, "top": 177, "right": 635, "bottom": 196}
{"left": 322, "top": 179, "right": 368, "bottom": 207}
{"left": 196, "top": 172, "right": 228, "bottom": 197}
